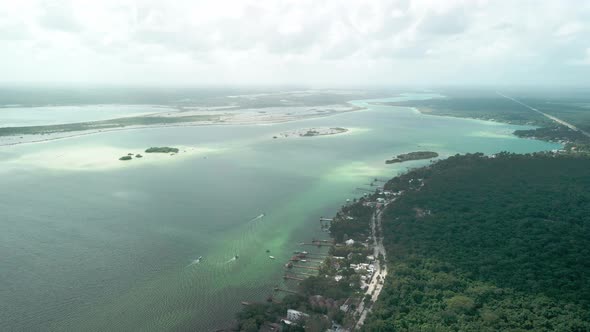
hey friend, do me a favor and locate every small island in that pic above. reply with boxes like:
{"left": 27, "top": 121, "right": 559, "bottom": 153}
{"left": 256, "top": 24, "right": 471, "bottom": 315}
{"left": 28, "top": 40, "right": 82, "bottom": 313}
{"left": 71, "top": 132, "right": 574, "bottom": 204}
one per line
{"left": 145, "top": 147, "right": 179, "bottom": 153}
{"left": 119, "top": 155, "right": 132, "bottom": 161}
{"left": 302, "top": 127, "right": 347, "bottom": 137}
{"left": 386, "top": 151, "right": 438, "bottom": 164}
{"left": 276, "top": 127, "right": 348, "bottom": 139}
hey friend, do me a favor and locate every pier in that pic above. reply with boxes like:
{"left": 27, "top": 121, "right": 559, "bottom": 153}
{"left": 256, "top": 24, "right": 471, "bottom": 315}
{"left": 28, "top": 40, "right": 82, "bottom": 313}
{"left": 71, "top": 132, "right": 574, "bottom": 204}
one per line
{"left": 300, "top": 242, "right": 332, "bottom": 247}
{"left": 292, "top": 264, "right": 320, "bottom": 270}
{"left": 305, "top": 253, "right": 328, "bottom": 257}
{"left": 312, "top": 239, "right": 334, "bottom": 244}
{"left": 283, "top": 275, "right": 304, "bottom": 281}
{"left": 291, "top": 271, "right": 316, "bottom": 277}
{"left": 274, "top": 287, "right": 298, "bottom": 295}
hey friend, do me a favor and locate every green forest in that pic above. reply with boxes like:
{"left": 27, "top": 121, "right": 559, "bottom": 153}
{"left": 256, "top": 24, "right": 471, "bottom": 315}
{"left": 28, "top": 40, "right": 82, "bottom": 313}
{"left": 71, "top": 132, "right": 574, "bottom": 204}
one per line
{"left": 387, "top": 95, "right": 590, "bottom": 152}
{"left": 362, "top": 153, "right": 590, "bottom": 331}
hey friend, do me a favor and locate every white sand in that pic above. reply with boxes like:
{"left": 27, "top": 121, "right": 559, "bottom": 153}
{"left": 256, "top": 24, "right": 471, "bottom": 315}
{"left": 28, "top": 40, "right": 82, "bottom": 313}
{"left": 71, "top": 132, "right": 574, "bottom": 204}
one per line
{"left": 469, "top": 130, "right": 517, "bottom": 139}
{"left": 2, "top": 145, "right": 222, "bottom": 172}
{"left": 327, "top": 161, "right": 387, "bottom": 180}
{"left": 0, "top": 104, "right": 363, "bottom": 148}
{"left": 273, "top": 127, "right": 369, "bottom": 139}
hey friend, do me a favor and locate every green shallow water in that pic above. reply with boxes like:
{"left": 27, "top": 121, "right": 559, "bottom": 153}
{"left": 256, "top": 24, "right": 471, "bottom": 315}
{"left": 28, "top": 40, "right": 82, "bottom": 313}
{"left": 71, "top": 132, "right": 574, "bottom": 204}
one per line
{"left": 0, "top": 94, "right": 560, "bottom": 331}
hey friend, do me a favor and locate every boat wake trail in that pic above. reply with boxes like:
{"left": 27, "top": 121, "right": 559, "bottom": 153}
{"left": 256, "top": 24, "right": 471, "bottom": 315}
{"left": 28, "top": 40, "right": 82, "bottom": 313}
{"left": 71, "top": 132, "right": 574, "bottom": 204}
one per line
{"left": 185, "top": 256, "right": 203, "bottom": 268}
{"left": 248, "top": 213, "right": 265, "bottom": 223}
{"left": 226, "top": 255, "right": 239, "bottom": 264}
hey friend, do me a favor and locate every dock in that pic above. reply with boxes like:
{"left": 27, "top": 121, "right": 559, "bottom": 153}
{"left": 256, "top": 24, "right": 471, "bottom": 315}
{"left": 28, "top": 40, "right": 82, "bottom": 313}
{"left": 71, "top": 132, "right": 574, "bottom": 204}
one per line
{"left": 300, "top": 242, "right": 332, "bottom": 247}
{"left": 305, "top": 253, "right": 328, "bottom": 257}
{"left": 312, "top": 239, "right": 334, "bottom": 244}
{"left": 283, "top": 275, "right": 304, "bottom": 281}
{"left": 290, "top": 271, "right": 316, "bottom": 277}
{"left": 292, "top": 264, "right": 320, "bottom": 270}
{"left": 274, "top": 287, "right": 298, "bottom": 294}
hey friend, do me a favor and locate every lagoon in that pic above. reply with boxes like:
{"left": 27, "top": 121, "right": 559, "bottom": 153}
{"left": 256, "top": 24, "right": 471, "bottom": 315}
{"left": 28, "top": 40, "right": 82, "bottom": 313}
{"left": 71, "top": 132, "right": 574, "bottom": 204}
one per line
{"left": 0, "top": 94, "right": 560, "bottom": 331}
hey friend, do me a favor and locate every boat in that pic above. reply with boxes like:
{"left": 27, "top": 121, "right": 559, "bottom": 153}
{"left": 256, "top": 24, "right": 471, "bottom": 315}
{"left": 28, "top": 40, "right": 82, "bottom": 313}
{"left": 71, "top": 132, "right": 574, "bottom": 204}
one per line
{"left": 269, "top": 256, "right": 275, "bottom": 259}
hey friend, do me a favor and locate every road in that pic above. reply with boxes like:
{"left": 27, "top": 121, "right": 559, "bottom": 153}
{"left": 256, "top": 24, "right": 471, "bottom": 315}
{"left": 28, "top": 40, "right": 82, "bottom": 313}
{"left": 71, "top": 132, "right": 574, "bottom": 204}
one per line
{"left": 354, "top": 202, "right": 390, "bottom": 330}
{"left": 497, "top": 92, "right": 590, "bottom": 138}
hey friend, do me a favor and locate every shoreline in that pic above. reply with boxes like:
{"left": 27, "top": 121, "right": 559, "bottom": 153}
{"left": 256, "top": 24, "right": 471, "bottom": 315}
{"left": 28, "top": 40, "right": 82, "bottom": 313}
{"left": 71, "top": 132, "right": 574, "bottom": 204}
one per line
{"left": 1, "top": 144, "right": 220, "bottom": 172}
{"left": 0, "top": 105, "right": 364, "bottom": 148}
{"left": 232, "top": 177, "right": 396, "bottom": 331}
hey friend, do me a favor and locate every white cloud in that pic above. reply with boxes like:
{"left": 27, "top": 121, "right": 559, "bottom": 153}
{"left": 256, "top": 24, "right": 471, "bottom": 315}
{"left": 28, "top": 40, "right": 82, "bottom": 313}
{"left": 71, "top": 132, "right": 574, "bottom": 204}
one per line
{"left": 0, "top": 0, "right": 589, "bottom": 86}
{"left": 554, "top": 22, "right": 585, "bottom": 38}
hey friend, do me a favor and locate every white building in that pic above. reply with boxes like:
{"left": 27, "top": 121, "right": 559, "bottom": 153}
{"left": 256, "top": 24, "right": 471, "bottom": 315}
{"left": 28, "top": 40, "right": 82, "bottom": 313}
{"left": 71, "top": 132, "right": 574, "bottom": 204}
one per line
{"left": 345, "top": 239, "right": 355, "bottom": 246}
{"left": 287, "top": 309, "right": 309, "bottom": 323}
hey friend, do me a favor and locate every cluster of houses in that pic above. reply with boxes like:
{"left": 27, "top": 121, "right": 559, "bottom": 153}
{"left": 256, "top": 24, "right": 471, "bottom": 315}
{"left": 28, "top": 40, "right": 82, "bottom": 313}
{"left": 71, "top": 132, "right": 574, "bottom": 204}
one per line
{"left": 275, "top": 308, "right": 349, "bottom": 332}
{"left": 350, "top": 257, "right": 376, "bottom": 287}
{"left": 362, "top": 189, "right": 403, "bottom": 208}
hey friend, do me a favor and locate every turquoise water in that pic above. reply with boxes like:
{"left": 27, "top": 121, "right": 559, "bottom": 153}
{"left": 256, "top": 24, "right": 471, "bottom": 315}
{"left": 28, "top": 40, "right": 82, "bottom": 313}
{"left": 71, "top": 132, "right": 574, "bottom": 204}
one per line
{"left": 0, "top": 104, "right": 173, "bottom": 127}
{"left": 0, "top": 94, "right": 560, "bottom": 331}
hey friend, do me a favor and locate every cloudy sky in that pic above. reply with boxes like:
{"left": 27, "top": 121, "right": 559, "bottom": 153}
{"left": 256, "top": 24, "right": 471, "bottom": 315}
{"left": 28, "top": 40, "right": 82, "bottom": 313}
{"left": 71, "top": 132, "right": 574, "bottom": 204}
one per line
{"left": 1, "top": 0, "right": 589, "bottom": 86}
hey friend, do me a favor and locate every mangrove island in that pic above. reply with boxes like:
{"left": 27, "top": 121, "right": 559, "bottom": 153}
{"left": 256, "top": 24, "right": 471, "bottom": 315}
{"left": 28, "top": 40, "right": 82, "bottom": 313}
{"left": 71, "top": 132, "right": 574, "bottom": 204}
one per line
{"left": 145, "top": 147, "right": 179, "bottom": 154}
{"left": 386, "top": 151, "right": 438, "bottom": 164}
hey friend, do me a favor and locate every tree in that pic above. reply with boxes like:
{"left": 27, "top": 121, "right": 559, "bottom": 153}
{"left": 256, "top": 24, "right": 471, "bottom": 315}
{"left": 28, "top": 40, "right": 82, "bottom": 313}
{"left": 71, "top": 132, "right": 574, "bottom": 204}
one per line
{"left": 240, "top": 318, "right": 258, "bottom": 332}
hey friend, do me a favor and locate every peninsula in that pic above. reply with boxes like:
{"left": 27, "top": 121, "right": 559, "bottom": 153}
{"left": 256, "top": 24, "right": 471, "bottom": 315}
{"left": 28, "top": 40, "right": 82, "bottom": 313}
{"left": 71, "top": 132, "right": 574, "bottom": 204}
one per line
{"left": 385, "top": 151, "right": 438, "bottom": 164}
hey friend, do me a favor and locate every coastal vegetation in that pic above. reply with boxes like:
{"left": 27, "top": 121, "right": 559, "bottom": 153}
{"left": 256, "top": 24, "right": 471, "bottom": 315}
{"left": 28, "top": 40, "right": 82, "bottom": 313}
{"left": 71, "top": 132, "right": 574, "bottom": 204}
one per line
{"left": 276, "top": 127, "right": 349, "bottom": 139}
{"left": 302, "top": 128, "right": 347, "bottom": 137}
{"left": 145, "top": 147, "right": 179, "bottom": 153}
{"left": 362, "top": 153, "right": 590, "bottom": 331}
{"left": 233, "top": 197, "right": 377, "bottom": 331}
{"left": 385, "top": 151, "right": 438, "bottom": 164}
{"left": 0, "top": 114, "right": 219, "bottom": 137}
{"left": 386, "top": 94, "right": 590, "bottom": 152}
{"left": 383, "top": 97, "right": 551, "bottom": 126}
{"left": 513, "top": 125, "right": 589, "bottom": 143}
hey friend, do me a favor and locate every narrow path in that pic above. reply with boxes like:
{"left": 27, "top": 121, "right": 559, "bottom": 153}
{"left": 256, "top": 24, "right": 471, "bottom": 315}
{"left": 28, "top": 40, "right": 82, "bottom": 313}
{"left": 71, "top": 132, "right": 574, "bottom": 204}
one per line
{"left": 497, "top": 92, "right": 590, "bottom": 138}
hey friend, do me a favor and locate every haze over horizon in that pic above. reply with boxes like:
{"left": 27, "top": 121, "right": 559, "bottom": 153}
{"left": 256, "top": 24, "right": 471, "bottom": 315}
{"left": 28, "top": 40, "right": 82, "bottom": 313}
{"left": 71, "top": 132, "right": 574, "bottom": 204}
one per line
{"left": 2, "top": 0, "right": 590, "bottom": 87}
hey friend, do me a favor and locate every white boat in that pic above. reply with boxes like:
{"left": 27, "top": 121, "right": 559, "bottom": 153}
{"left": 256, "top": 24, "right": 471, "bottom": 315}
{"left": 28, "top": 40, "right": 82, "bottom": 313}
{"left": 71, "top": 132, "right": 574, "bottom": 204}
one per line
{"left": 269, "top": 256, "right": 275, "bottom": 259}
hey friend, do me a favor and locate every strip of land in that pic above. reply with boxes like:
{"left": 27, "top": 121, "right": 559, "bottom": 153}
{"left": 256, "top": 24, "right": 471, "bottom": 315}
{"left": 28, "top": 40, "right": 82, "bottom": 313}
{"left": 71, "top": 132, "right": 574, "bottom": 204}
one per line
{"left": 0, "top": 104, "right": 363, "bottom": 147}
{"left": 497, "top": 92, "right": 590, "bottom": 138}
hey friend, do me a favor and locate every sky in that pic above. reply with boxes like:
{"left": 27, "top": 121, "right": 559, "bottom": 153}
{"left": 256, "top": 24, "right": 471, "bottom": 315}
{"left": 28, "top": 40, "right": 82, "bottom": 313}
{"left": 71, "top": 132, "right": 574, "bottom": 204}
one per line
{"left": 1, "top": 0, "right": 590, "bottom": 87}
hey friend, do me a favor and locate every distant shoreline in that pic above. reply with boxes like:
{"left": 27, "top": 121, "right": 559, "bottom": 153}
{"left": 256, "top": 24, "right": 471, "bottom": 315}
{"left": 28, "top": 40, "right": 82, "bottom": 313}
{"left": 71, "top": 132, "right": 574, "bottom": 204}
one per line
{"left": 0, "top": 105, "right": 363, "bottom": 148}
